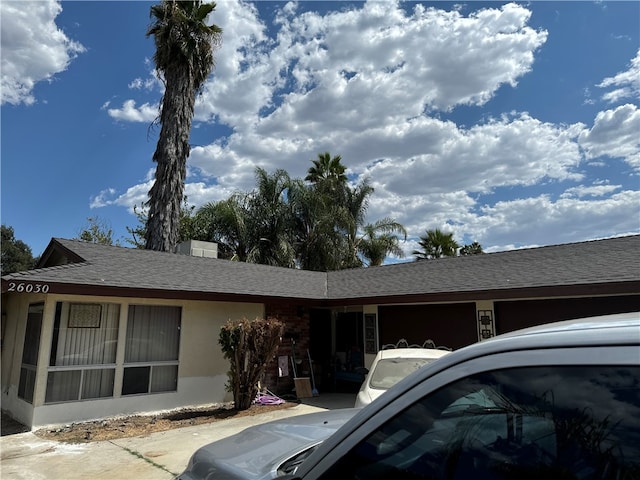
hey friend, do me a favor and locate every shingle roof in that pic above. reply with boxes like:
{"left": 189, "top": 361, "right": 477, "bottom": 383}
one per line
{"left": 327, "top": 234, "right": 640, "bottom": 301}
{"left": 2, "top": 235, "right": 639, "bottom": 303}
{"left": 4, "top": 239, "right": 327, "bottom": 300}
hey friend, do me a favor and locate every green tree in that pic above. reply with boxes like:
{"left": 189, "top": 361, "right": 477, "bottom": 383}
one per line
{"left": 219, "top": 317, "right": 284, "bottom": 410}
{"left": 245, "top": 168, "right": 296, "bottom": 267}
{"left": 288, "top": 178, "right": 346, "bottom": 271}
{"left": 357, "top": 218, "right": 407, "bottom": 266}
{"left": 460, "top": 241, "right": 484, "bottom": 255}
{"left": 342, "top": 179, "right": 375, "bottom": 268}
{"left": 1, "top": 225, "right": 37, "bottom": 274}
{"left": 194, "top": 168, "right": 296, "bottom": 266}
{"left": 194, "top": 158, "right": 404, "bottom": 270}
{"left": 305, "top": 151, "right": 347, "bottom": 185}
{"left": 194, "top": 194, "right": 251, "bottom": 260}
{"left": 413, "top": 228, "right": 460, "bottom": 260}
{"left": 145, "top": 0, "right": 222, "bottom": 252}
{"left": 125, "top": 203, "right": 148, "bottom": 249}
{"left": 75, "top": 217, "right": 117, "bottom": 245}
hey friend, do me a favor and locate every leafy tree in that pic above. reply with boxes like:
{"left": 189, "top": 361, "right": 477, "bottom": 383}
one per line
{"left": 357, "top": 218, "right": 407, "bottom": 266}
{"left": 460, "top": 241, "right": 484, "bottom": 255}
{"left": 1, "top": 225, "right": 37, "bottom": 274}
{"left": 75, "top": 217, "right": 117, "bottom": 245}
{"left": 125, "top": 203, "right": 149, "bottom": 249}
{"left": 413, "top": 228, "right": 460, "bottom": 260}
{"left": 145, "top": 0, "right": 222, "bottom": 252}
{"left": 219, "top": 317, "right": 284, "bottom": 410}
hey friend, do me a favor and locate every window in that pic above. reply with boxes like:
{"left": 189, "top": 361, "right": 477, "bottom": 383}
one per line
{"left": 45, "top": 302, "right": 119, "bottom": 403}
{"left": 18, "top": 303, "right": 44, "bottom": 403}
{"left": 122, "top": 305, "right": 181, "bottom": 395}
{"left": 322, "top": 366, "right": 640, "bottom": 479}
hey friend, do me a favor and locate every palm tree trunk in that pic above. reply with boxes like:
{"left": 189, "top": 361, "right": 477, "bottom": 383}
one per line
{"left": 145, "top": 68, "right": 196, "bottom": 252}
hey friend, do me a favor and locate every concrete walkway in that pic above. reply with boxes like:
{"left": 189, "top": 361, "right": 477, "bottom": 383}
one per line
{"left": 0, "top": 394, "right": 356, "bottom": 480}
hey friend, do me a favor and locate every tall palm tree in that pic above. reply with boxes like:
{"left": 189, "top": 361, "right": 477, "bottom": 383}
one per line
{"left": 145, "top": 1, "right": 222, "bottom": 252}
{"left": 305, "top": 152, "right": 348, "bottom": 184}
{"left": 357, "top": 218, "right": 407, "bottom": 266}
{"left": 413, "top": 228, "right": 460, "bottom": 260}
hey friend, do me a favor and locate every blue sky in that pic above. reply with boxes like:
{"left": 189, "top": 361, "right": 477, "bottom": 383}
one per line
{"left": 2, "top": 1, "right": 639, "bottom": 260}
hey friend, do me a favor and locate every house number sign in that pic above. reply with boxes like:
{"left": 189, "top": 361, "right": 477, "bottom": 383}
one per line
{"left": 6, "top": 282, "right": 50, "bottom": 293}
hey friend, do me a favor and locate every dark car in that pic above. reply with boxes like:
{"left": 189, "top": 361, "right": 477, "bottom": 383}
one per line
{"left": 178, "top": 311, "right": 640, "bottom": 479}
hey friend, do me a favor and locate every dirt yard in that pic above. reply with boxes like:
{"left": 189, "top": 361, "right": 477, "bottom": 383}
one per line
{"left": 31, "top": 401, "right": 297, "bottom": 443}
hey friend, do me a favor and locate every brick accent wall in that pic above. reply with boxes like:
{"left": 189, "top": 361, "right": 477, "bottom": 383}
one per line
{"left": 263, "top": 303, "right": 310, "bottom": 397}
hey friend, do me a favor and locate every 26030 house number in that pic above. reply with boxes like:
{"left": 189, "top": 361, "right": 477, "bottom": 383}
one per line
{"left": 6, "top": 282, "right": 50, "bottom": 293}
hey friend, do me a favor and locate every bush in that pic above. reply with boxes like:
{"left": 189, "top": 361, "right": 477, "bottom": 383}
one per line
{"left": 219, "top": 317, "right": 284, "bottom": 410}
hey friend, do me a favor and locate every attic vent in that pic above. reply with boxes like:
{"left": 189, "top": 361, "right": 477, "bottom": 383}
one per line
{"left": 175, "top": 240, "right": 218, "bottom": 258}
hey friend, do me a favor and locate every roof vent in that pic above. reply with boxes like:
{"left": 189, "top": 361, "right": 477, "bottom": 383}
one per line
{"left": 175, "top": 240, "right": 218, "bottom": 258}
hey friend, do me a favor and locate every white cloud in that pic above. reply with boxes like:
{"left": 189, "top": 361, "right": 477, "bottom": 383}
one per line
{"left": 182, "top": 2, "right": 552, "bottom": 191}
{"left": 578, "top": 104, "right": 640, "bottom": 169}
{"left": 90, "top": 181, "right": 151, "bottom": 212}
{"left": 560, "top": 184, "right": 621, "bottom": 199}
{"left": 95, "top": 1, "right": 638, "bottom": 257}
{"left": 0, "top": 0, "right": 85, "bottom": 105}
{"left": 107, "top": 99, "right": 158, "bottom": 123}
{"left": 459, "top": 189, "right": 640, "bottom": 250}
{"left": 89, "top": 188, "right": 117, "bottom": 208}
{"left": 598, "top": 49, "right": 640, "bottom": 102}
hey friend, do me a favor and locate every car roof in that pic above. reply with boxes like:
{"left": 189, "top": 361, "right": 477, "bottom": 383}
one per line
{"left": 378, "top": 348, "right": 451, "bottom": 360}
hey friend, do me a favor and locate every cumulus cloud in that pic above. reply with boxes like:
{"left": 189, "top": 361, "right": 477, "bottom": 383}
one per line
{"left": 578, "top": 104, "right": 640, "bottom": 169}
{"left": 463, "top": 189, "right": 640, "bottom": 249}
{"left": 96, "top": 1, "right": 637, "bottom": 255}
{"left": 107, "top": 99, "right": 158, "bottom": 122}
{"left": 176, "top": 1, "right": 551, "bottom": 190}
{"left": 1, "top": 0, "right": 85, "bottom": 105}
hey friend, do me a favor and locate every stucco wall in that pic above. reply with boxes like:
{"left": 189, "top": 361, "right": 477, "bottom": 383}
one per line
{"left": 2, "top": 292, "right": 264, "bottom": 428}
{"left": 1, "top": 292, "right": 46, "bottom": 426}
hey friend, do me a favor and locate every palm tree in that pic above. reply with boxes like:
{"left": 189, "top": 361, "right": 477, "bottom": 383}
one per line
{"left": 413, "top": 228, "right": 460, "bottom": 260}
{"left": 145, "top": 1, "right": 222, "bottom": 252}
{"left": 289, "top": 179, "right": 346, "bottom": 271}
{"left": 245, "top": 168, "right": 296, "bottom": 267}
{"left": 460, "top": 241, "right": 484, "bottom": 255}
{"left": 194, "top": 194, "right": 250, "bottom": 261}
{"left": 305, "top": 152, "right": 348, "bottom": 184}
{"left": 342, "top": 179, "right": 375, "bottom": 268}
{"left": 195, "top": 168, "right": 296, "bottom": 266}
{"left": 357, "top": 218, "right": 407, "bottom": 266}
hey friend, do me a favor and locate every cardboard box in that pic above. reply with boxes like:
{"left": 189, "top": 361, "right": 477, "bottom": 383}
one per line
{"left": 294, "top": 377, "right": 313, "bottom": 398}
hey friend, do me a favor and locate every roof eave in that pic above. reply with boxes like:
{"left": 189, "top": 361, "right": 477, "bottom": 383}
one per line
{"left": 322, "top": 281, "right": 640, "bottom": 306}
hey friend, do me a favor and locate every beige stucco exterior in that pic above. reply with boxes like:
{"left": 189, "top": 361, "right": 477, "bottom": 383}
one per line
{"left": 1, "top": 291, "right": 264, "bottom": 429}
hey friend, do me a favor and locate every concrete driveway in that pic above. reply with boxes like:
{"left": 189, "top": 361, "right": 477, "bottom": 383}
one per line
{"left": 0, "top": 394, "right": 356, "bottom": 480}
